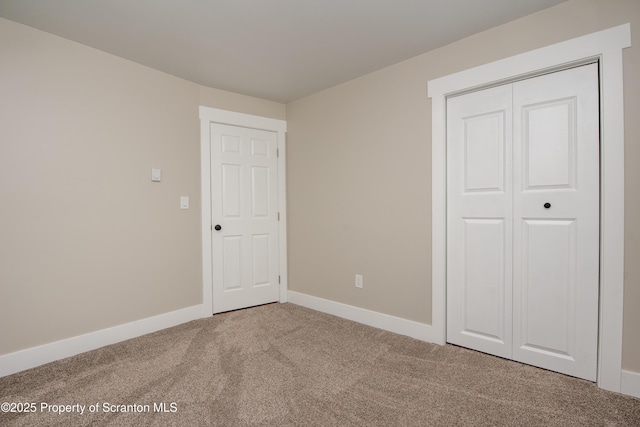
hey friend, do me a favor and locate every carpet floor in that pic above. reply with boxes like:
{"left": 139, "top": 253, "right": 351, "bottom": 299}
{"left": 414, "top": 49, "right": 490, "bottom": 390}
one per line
{"left": 0, "top": 303, "right": 638, "bottom": 426}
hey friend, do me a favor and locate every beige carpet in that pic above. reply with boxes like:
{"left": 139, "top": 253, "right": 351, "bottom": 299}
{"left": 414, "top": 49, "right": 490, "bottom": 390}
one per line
{"left": 0, "top": 303, "right": 638, "bottom": 426}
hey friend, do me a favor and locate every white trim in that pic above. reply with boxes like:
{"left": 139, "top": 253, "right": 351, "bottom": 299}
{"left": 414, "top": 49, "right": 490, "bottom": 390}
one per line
{"left": 199, "top": 107, "right": 288, "bottom": 315}
{"left": 288, "top": 291, "right": 436, "bottom": 342}
{"left": 427, "top": 24, "right": 631, "bottom": 393}
{"left": 596, "top": 44, "right": 627, "bottom": 393}
{"left": 0, "top": 304, "right": 203, "bottom": 377}
{"left": 621, "top": 370, "right": 640, "bottom": 399}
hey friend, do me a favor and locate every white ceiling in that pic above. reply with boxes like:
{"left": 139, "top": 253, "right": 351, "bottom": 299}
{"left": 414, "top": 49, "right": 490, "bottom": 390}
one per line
{"left": 0, "top": 0, "right": 567, "bottom": 103}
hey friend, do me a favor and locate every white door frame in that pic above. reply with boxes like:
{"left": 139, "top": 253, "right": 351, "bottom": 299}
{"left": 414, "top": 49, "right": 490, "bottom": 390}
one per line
{"left": 199, "top": 107, "right": 288, "bottom": 316}
{"left": 428, "top": 24, "right": 631, "bottom": 392}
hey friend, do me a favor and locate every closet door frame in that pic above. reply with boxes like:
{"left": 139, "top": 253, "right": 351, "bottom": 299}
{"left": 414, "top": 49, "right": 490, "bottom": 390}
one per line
{"left": 428, "top": 24, "right": 630, "bottom": 393}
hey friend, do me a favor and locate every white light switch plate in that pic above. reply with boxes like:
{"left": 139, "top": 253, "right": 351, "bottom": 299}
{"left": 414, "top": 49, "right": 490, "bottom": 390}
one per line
{"left": 151, "top": 168, "right": 161, "bottom": 182}
{"left": 180, "top": 196, "right": 189, "bottom": 209}
{"left": 355, "top": 274, "right": 363, "bottom": 288}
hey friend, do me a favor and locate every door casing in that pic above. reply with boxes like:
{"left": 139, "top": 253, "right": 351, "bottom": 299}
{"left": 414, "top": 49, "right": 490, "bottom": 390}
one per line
{"left": 200, "top": 107, "right": 288, "bottom": 316}
{"left": 428, "top": 24, "right": 631, "bottom": 392}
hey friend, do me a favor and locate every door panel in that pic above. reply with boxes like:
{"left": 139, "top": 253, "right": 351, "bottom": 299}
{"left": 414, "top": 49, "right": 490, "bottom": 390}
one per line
{"left": 210, "top": 123, "right": 279, "bottom": 313}
{"left": 447, "top": 84, "right": 513, "bottom": 359}
{"left": 520, "top": 219, "right": 576, "bottom": 357}
{"left": 251, "top": 166, "right": 269, "bottom": 217}
{"left": 464, "top": 112, "right": 506, "bottom": 192}
{"left": 512, "top": 64, "right": 599, "bottom": 381}
{"left": 222, "top": 236, "right": 242, "bottom": 290}
{"left": 222, "top": 164, "right": 241, "bottom": 217}
{"left": 523, "top": 99, "right": 577, "bottom": 189}
{"left": 461, "top": 218, "right": 507, "bottom": 343}
{"left": 252, "top": 234, "right": 271, "bottom": 286}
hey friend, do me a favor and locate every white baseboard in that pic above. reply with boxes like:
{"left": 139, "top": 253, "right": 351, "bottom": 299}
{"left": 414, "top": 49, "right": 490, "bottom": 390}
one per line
{"left": 288, "top": 291, "right": 437, "bottom": 343}
{"left": 0, "top": 304, "right": 204, "bottom": 378}
{"left": 621, "top": 370, "right": 640, "bottom": 399}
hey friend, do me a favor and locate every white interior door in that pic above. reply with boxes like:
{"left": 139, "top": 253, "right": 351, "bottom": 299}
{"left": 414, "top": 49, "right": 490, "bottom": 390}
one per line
{"left": 446, "top": 64, "right": 600, "bottom": 381}
{"left": 210, "top": 123, "right": 280, "bottom": 314}
{"left": 446, "top": 84, "right": 514, "bottom": 359}
{"left": 512, "top": 64, "right": 600, "bottom": 380}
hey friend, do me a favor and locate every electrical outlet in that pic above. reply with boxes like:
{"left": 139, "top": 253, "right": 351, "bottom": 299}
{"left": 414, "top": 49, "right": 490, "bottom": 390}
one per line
{"left": 355, "top": 274, "right": 363, "bottom": 289}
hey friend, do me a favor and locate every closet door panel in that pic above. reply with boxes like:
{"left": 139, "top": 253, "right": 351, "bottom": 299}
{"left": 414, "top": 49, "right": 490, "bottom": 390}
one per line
{"left": 512, "top": 64, "right": 599, "bottom": 381}
{"left": 446, "top": 85, "right": 513, "bottom": 359}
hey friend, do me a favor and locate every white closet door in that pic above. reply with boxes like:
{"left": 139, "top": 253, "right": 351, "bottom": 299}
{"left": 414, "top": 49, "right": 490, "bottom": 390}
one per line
{"left": 447, "top": 64, "right": 599, "bottom": 381}
{"left": 446, "top": 85, "right": 514, "bottom": 359}
{"left": 512, "top": 64, "right": 600, "bottom": 381}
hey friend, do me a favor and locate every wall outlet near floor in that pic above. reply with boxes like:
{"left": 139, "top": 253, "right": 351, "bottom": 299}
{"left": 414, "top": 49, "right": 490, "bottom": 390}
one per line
{"left": 355, "top": 274, "right": 363, "bottom": 289}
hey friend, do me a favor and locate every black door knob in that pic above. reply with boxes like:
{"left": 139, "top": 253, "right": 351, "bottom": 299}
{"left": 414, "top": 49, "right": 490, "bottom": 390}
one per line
{"left": 214, "top": 224, "right": 222, "bottom": 231}
{"left": 544, "top": 203, "right": 551, "bottom": 209}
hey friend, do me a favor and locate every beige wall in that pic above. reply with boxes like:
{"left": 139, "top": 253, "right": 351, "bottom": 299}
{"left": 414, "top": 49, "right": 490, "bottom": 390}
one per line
{"left": 0, "top": 17, "right": 285, "bottom": 355}
{"left": 199, "top": 86, "right": 286, "bottom": 121}
{"left": 286, "top": 0, "right": 640, "bottom": 372}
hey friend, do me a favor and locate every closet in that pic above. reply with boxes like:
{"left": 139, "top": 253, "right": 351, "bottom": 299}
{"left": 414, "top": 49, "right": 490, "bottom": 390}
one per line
{"left": 446, "top": 63, "right": 599, "bottom": 381}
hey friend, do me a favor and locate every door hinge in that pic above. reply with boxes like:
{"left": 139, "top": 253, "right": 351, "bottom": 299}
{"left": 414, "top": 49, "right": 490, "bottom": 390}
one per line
{"left": 277, "top": 212, "right": 280, "bottom": 221}
{"left": 277, "top": 148, "right": 279, "bottom": 158}
{"left": 211, "top": 224, "right": 213, "bottom": 231}
{"left": 278, "top": 275, "right": 281, "bottom": 284}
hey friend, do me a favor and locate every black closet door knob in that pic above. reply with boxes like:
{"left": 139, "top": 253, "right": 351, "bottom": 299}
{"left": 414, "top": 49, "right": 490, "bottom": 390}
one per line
{"left": 214, "top": 224, "right": 222, "bottom": 231}
{"left": 544, "top": 203, "right": 551, "bottom": 209}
